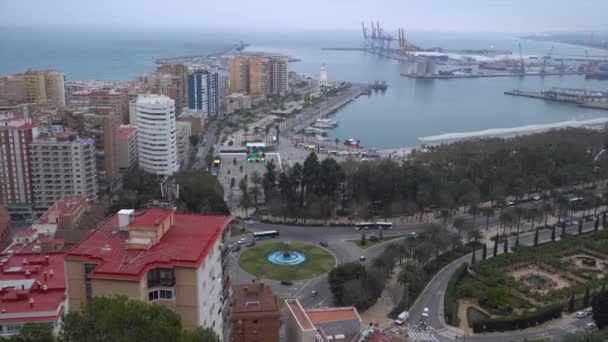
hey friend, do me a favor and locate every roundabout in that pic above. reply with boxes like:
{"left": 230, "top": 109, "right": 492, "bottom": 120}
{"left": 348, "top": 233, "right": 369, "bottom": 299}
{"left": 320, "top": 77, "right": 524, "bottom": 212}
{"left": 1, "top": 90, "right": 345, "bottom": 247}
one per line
{"left": 238, "top": 241, "right": 335, "bottom": 281}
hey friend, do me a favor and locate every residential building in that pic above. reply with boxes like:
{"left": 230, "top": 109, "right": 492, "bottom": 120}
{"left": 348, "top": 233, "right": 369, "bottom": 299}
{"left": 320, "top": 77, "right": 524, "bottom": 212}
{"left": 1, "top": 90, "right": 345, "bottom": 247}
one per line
{"left": 0, "top": 206, "right": 10, "bottom": 247}
{"left": 30, "top": 106, "right": 63, "bottom": 136}
{"left": 135, "top": 94, "right": 178, "bottom": 177}
{"left": 68, "top": 88, "right": 130, "bottom": 124}
{"left": 221, "top": 93, "right": 252, "bottom": 115}
{"left": 31, "top": 194, "right": 89, "bottom": 236}
{"left": 0, "top": 114, "right": 40, "bottom": 219}
{"left": 156, "top": 64, "right": 189, "bottom": 112}
{"left": 231, "top": 282, "right": 280, "bottom": 342}
{"left": 65, "top": 207, "right": 232, "bottom": 340}
{"left": 0, "top": 70, "right": 66, "bottom": 107}
{"left": 248, "top": 56, "right": 268, "bottom": 97}
{"left": 268, "top": 55, "right": 289, "bottom": 95}
{"left": 229, "top": 57, "right": 249, "bottom": 94}
{"left": 188, "top": 69, "right": 220, "bottom": 117}
{"left": 63, "top": 108, "right": 119, "bottom": 193}
{"left": 176, "top": 121, "right": 191, "bottom": 168}
{"left": 320, "top": 64, "right": 328, "bottom": 86}
{"left": 138, "top": 73, "right": 184, "bottom": 114}
{"left": 285, "top": 299, "right": 361, "bottom": 342}
{"left": 177, "top": 109, "right": 205, "bottom": 134}
{"left": 116, "top": 126, "right": 138, "bottom": 173}
{"left": 30, "top": 132, "right": 97, "bottom": 213}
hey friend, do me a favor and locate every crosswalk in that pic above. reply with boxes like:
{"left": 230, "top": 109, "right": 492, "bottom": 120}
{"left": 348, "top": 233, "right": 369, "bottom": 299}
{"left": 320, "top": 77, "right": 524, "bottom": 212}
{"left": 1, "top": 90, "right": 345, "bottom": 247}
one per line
{"left": 408, "top": 331, "right": 438, "bottom": 341}
{"left": 437, "top": 328, "right": 462, "bottom": 340}
{"left": 279, "top": 325, "right": 286, "bottom": 338}
{"left": 560, "top": 324, "right": 578, "bottom": 334}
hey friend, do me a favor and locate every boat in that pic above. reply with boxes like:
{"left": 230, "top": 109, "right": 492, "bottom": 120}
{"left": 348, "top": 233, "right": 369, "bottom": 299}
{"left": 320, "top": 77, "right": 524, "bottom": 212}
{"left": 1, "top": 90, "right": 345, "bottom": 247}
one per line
{"left": 312, "top": 118, "right": 338, "bottom": 129}
{"left": 344, "top": 138, "right": 364, "bottom": 148}
{"left": 303, "top": 127, "right": 327, "bottom": 135}
{"left": 586, "top": 72, "right": 608, "bottom": 80}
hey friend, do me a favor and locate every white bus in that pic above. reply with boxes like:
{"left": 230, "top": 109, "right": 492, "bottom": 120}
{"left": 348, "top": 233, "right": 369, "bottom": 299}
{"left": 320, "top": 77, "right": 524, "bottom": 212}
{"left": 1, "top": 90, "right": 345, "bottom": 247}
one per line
{"left": 253, "top": 230, "right": 280, "bottom": 240}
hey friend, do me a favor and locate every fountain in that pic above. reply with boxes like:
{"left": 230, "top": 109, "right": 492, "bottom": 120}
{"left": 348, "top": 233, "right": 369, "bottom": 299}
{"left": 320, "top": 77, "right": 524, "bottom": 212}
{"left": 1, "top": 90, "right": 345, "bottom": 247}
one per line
{"left": 267, "top": 249, "right": 306, "bottom": 266}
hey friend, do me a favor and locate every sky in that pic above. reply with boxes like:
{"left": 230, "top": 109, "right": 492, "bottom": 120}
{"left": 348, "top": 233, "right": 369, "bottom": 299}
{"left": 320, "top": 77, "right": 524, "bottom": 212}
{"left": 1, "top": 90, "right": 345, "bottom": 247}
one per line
{"left": 1, "top": 0, "right": 607, "bottom": 33}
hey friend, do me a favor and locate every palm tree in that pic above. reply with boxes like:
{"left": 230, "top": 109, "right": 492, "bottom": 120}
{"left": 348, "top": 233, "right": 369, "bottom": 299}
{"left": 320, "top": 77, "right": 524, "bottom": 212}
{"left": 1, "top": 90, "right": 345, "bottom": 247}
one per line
{"left": 334, "top": 138, "right": 339, "bottom": 151}
{"left": 542, "top": 202, "right": 554, "bottom": 227}
{"left": 440, "top": 209, "right": 451, "bottom": 230}
{"left": 453, "top": 217, "right": 466, "bottom": 238}
{"left": 499, "top": 210, "right": 513, "bottom": 235}
{"left": 484, "top": 207, "right": 495, "bottom": 231}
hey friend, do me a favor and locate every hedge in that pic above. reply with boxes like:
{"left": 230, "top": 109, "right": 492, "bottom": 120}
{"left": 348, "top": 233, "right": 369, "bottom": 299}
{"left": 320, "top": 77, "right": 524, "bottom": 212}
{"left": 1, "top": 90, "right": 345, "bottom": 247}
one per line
{"left": 444, "top": 263, "right": 469, "bottom": 326}
{"left": 472, "top": 303, "right": 562, "bottom": 333}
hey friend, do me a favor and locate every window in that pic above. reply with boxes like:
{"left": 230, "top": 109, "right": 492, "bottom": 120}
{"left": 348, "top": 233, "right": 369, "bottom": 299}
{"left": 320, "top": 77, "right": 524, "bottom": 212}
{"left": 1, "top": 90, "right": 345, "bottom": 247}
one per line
{"left": 84, "top": 263, "right": 97, "bottom": 299}
{"left": 147, "top": 268, "right": 175, "bottom": 287}
{"left": 147, "top": 289, "right": 174, "bottom": 301}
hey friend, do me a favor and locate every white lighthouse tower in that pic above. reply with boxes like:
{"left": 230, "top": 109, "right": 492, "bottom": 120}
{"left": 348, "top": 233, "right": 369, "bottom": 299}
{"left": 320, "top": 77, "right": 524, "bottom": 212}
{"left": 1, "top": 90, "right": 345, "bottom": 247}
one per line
{"left": 320, "top": 63, "right": 328, "bottom": 86}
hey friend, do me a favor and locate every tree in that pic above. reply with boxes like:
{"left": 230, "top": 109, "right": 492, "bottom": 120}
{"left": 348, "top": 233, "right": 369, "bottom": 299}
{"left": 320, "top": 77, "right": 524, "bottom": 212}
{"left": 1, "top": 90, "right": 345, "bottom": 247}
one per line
{"left": 592, "top": 290, "right": 608, "bottom": 329}
{"left": 250, "top": 171, "right": 263, "bottom": 210}
{"left": 334, "top": 137, "right": 339, "bottom": 151}
{"left": 9, "top": 323, "right": 54, "bottom": 342}
{"left": 561, "top": 224, "right": 567, "bottom": 239}
{"left": 603, "top": 211, "right": 607, "bottom": 228}
{"left": 579, "top": 220, "right": 583, "bottom": 235}
{"left": 60, "top": 296, "right": 219, "bottom": 342}
{"left": 471, "top": 250, "right": 476, "bottom": 264}
{"left": 493, "top": 235, "right": 499, "bottom": 257}
{"left": 388, "top": 282, "right": 404, "bottom": 312}
{"left": 483, "top": 207, "right": 495, "bottom": 231}
{"left": 503, "top": 238, "right": 508, "bottom": 254}
{"left": 173, "top": 170, "right": 229, "bottom": 215}
{"left": 189, "top": 134, "right": 200, "bottom": 147}
{"left": 534, "top": 228, "right": 539, "bottom": 246}
{"left": 551, "top": 225, "right": 556, "bottom": 241}
{"left": 262, "top": 160, "right": 277, "bottom": 201}
{"left": 594, "top": 218, "right": 599, "bottom": 231}
{"left": 542, "top": 202, "right": 554, "bottom": 227}
{"left": 238, "top": 178, "right": 251, "bottom": 217}
{"left": 453, "top": 217, "right": 466, "bottom": 238}
{"left": 482, "top": 243, "right": 487, "bottom": 260}
{"left": 360, "top": 232, "right": 367, "bottom": 246}
{"left": 583, "top": 287, "right": 591, "bottom": 307}
{"left": 561, "top": 331, "right": 605, "bottom": 342}
{"left": 568, "top": 293, "right": 575, "bottom": 312}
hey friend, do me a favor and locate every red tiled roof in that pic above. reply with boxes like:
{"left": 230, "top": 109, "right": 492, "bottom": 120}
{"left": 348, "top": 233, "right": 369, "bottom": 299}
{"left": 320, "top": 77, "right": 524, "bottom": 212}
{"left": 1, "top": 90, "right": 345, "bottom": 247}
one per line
{"left": 129, "top": 208, "right": 172, "bottom": 228}
{"left": 305, "top": 307, "right": 359, "bottom": 324}
{"left": 66, "top": 209, "right": 230, "bottom": 280}
{"left": 0, "top": 252, "right": 66, "bottom": 324}
{"left": 232, "top": 284, "right": 280, "bottom": 318}
{"left": 116, "top": 126, "right": 137, "bottom": 141}
{"left": 0, "top": 116, "right": 41, "bottom": 130}
{"left": 36, "top": 195, "right": 87, "bottom": 225}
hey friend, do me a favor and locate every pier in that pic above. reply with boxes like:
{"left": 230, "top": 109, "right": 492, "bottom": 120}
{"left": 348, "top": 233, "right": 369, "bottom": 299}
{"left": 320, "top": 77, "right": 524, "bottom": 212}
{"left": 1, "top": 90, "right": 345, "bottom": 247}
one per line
{"left": 402, "top": 71, "right": 587, "bottom": 79}
{"left": 504, "top": 88, "right": 608, "bottom": 111}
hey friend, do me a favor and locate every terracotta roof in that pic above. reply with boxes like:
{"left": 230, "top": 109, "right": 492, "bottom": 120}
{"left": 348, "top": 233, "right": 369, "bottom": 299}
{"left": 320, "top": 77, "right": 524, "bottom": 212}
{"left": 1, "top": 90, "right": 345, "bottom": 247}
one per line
{"left": 286, "top": 299, "right": 314, "bottom": 331}
{"left": 65, "top": 209, "right": 230, "bottom": 280}
{"left": 305, "top": 307, "right": 359, "bottom": 324}
{"left": 0, "top": 252, "right": 66, "bottom": 324}
{"left": 232, "top": 283, "right": 280, "bottom": 319}
{"left": 116, "top": 126, "right": 137, "bottom": 141}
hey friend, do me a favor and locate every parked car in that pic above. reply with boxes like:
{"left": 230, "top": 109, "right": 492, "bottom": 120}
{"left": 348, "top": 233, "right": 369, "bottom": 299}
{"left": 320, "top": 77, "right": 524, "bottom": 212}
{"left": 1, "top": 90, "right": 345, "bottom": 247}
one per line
{"left": 359, "top": 256, "right": 366, "bottom": 262}
{"left": 421, "top": 307, "right": 429, "bottom": 318}
{"left": 395, "top": 311, "right": 409, "bottom": 325}
{"left": 576, "top": 311, "right": 588, "bottom": 319}
{"left": 232, "top": 245, "right": 241, "bottom": 252}
{"left": 319, "top": 241, "right": 329, "bottom": 247}
{"left": 237, "top": 238, "right": 247, "bottom": 244}
{"left": 280, "top": 280, "right": 293, "bottom": 286}
{"left": 585, "top": 322, "right": 597, "bottom": 330}
{"left": 246, "top": 241, "right": 256, "bottom": 247}
{"left": 243, "top": 220, "right": 254, "bottom": 224}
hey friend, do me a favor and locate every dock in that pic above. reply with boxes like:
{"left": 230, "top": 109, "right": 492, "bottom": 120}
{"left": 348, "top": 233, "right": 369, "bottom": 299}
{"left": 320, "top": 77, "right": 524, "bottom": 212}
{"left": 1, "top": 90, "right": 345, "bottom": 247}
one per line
{"left": 401, "top": 72, "right": 587, "bottom": 79}
{"left": 504, "top": 89, "right": 608, "bottom": 111}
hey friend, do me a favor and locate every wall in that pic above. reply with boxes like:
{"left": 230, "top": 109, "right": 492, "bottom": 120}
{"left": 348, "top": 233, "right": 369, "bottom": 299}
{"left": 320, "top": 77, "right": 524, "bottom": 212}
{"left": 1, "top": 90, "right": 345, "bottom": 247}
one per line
{"left": 64, "top": 259, "right": 86, "bottom": 312}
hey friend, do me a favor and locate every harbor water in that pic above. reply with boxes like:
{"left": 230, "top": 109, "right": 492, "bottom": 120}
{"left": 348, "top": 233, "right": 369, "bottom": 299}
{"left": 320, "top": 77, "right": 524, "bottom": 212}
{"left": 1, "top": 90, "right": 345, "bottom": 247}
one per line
{"left": 2, "top": 27, "right": 607, "bottom": 149}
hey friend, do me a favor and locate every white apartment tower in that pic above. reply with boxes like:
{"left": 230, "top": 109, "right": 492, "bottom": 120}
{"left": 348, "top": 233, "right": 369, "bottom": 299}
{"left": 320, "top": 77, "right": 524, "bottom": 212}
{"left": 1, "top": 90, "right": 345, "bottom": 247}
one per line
{"left": 320, "top": 63, "right": 328, "bottom": 86}
{"left": 135, "top": 94, "right": 178, "bottom": 177}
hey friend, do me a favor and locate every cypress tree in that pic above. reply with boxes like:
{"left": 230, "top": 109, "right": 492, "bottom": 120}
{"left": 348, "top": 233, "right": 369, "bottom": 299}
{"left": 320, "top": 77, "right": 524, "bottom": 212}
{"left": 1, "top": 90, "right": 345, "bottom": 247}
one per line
{"left": 503, "top": 238, "right": 508, "bottom": 254}
{"left": 551, "top": 225, "right": 556, "bottom": 241}
{"left": 493, "top": 235, "right": 499, "bottom": 257}
{"left": 534, "top": 228, "right": 539, "bottom": 246}
{"left": 482, "top": 243, "right": 487, "bottom": 260}
{"left": 595, "top": 218, "right": 599, "bottom": 231}
{"left": 584, "top": 287, "right": 591, "bottom": 307}
{"left": 578, "top": 220, "right": 583, "bottom": 235}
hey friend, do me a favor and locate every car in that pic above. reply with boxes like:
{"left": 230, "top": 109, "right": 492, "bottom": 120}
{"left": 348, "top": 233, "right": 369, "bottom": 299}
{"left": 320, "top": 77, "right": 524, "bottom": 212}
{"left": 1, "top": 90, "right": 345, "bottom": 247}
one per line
{"left": 506, "top": 201, "right": 516, "bottom": 207}
{"left": 232, "top": 245, "right": 241, "bottom": 252}
{"left": 237, "top": 238, "right": 247, "bottom": 244}
{"left": 359, "top": 256, "right": 366, "bottom": 262}
{"left": 280, "top": 280, "right": 293, "bottom": 286}
{"left": 395, "top": 311, "right": 409, "bottom": 325}
{"left": 409, "top": 232, "right": 418, "bottom": 237}
{"left": 246, "top": 241, "right": 256, "bottom": 247}
{"left": 243, "top": 220, "right": 254, "bottom": 224}
{"left": 576, "top": 311, "right": 588, "bottom": 319}
{"left": 421, "top": 307, "right": 429, "bottom": 318}
{"left": 585, "top": 322, "right": 597, "bottom": 330}
{"left": 319, "top": 241, "right": 329, "bottom": 247}
{"left": 532, "top": 195, "right": 542, "bottom": 202}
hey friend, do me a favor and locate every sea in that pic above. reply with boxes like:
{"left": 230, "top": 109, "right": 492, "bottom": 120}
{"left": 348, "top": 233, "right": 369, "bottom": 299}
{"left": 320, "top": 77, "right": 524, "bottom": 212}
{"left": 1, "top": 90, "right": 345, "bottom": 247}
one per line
{"left": 2, "top": 26, "right": 608, "bottom": 149}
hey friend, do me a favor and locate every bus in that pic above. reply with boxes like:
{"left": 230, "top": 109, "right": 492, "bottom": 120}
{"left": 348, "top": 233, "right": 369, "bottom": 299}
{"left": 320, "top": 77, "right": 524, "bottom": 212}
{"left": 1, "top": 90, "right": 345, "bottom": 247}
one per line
{"left": 355, "top": 222, "right": 393, "bottom": 230}
{"left": 253, "top": 230, "right": 280, "bottom": 240}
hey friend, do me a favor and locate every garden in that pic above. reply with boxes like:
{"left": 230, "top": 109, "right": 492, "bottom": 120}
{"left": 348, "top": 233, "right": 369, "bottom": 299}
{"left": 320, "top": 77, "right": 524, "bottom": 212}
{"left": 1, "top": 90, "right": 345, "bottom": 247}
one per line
{"left": 447, "top": 229, "right": 608, "bottom": 333}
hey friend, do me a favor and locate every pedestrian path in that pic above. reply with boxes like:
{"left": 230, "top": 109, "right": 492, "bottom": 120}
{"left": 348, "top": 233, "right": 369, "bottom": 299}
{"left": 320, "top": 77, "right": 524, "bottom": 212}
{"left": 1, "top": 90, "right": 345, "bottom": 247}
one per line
{"left": 437, "top": 328, "right": 462, "bottom": 340}
{"left": 409, "top": 330, "right": 438, "bottom": 341}
{"left": 559, "top": 324, "right": 578, "bottom": 334}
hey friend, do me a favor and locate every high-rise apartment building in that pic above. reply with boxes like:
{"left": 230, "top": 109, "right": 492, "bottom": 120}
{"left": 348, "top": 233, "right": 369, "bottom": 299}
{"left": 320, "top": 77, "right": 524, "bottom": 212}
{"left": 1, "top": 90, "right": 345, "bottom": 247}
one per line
{"left": 138, "top": 73, "right": 184, "bottom": 113}
{"left": 0, "top": 115, "right": 40, "bottom": 218}
{"left": 65, "top": 207, "right": 232, "bottom": 340}
{"left": 0, "top": 70, "right": 66, "bottom": 107}
{"left": 268, "top": 55, "right": 289, "bottom": 95}
{"left": 188, "top": 69, "right": 220, "bottom": 117}
{"left": 229, "top": 57, "right": 249, "bottom": 94}
{"left": 135, "top": 94, "right": 178, "bottom": 177}
{"left": 30, "top": 132, "right": 97, "bottom": 212}
{"left": 176, "top": 121, "right": 191, "bottom": 168}
{"left": 63, "top": 108, "right": 118, "bottom": 193}
{"left": 116, "top": 126, "right": 138, "bottom": 174}
{"left": 68, "top": 88, "right": 130, "bottom": 124}
{"left": 228, "top": 56, "right": 288, "bottom": 97}
{"left": 156, "top": 64, "right": 189, "bottom": 112}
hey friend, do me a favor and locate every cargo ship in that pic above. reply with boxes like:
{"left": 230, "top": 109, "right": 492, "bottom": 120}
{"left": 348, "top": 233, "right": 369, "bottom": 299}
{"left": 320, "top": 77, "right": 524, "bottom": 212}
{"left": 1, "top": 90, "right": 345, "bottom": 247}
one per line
{"left": 586, "top": 72, "right": 608, "bottom": 80}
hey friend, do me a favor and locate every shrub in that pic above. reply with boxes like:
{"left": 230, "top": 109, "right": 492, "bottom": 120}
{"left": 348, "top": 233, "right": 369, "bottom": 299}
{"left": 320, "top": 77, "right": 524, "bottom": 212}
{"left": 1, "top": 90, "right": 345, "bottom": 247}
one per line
{"left": 369, "top": 235, "right": 380, "bottom": 242}
{"left": 472, "top": 304, "right": 562, "bottom": 333}
{"left": 444, "top": 263, "right": 468, "bottom": 326}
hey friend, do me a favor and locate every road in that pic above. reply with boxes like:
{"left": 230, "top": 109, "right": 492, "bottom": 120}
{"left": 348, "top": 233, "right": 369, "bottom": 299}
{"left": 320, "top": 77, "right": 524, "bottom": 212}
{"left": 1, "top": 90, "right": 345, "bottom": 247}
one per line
{"left": 192, "top": 122, "right": 219, "bottom": 170}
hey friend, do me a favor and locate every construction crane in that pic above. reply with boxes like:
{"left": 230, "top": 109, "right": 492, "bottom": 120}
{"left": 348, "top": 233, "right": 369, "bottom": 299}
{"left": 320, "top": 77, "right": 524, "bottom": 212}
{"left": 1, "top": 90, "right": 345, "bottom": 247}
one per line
{"left": 541, "top": 45, "right": 554, "bottom": 75}
{"left": 518, "top": 42, "right": 525, "bottom": 74}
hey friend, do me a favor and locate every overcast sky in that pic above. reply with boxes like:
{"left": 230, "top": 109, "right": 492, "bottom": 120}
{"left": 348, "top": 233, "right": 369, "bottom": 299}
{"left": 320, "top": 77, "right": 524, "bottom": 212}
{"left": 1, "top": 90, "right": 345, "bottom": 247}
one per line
{"left": 2, "top": 0, "right": 606, "bottom": 33}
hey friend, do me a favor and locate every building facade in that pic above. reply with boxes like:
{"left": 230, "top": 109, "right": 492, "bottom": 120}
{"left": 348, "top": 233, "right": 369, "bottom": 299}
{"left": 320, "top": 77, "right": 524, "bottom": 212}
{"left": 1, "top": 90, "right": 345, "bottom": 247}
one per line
{"left": 156, "top": 64, "right": 189, "bottom": 112}
{"left": 176, "top": 121, "right": 191, "bottom": 168}
{"left": 135, "top": 94, "right": 178, "bottom": 177}
{"left": 248, "top": 56, "right": 268, "bottom": 97}
{"left": 267, "top": 56, "right": 288, "bottom": 95}
{"left": 65, "top": 207, "right": 232, "bottom": 340}
{"left": 0, "top": 70, "right": 66, "bottom": 107}
{"left": 0, "top": 115, "right": 40, "bottom": 218}
{"left": 231, "top": 282, "right": 280, "bottom": 342}
{"left": 228, "top": 56, "right": 288, "bottom": 97}
{"left": 177, "top": 109, "right": 205, "bottom": 134}
{"left": 68, "top": 88, "right": 130, "bottom": 125}
{"left": 229, "top": 57, "right": 249, "bottom": 94}
{"left": 138, "top": 73, "right": 184, "bottom": 114}
{"left": 30, "top": 132, "right": 97, "bottom": 213}
{"left": 187, "top": 69, "right": 220, "bottom": 117}
{"left": 116, "top": 126, "right": 138, "bottom": 174}
{"left": 285, "top": 299, "right": 361, "bottom": 342}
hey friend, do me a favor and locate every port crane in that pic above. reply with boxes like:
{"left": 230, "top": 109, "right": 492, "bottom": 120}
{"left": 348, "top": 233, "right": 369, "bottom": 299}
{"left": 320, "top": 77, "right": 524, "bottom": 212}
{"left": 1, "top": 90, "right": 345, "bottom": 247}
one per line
{"left": 361, "top": 21, "right": 396, "bottom": 52}
{"left": 541, "top": 46, "right": 554, "bottom": 75}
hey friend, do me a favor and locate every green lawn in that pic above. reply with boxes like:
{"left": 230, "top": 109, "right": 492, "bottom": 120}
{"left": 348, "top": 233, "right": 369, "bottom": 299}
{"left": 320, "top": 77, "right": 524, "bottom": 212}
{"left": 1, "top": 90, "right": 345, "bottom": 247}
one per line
{"left": 348, "top": 234, "right": 405, "bottom": 250}
{"left": 231, "top": 225, "right": 251, "bottom": 237}
{"left": 238, "top": 241, "right": 336, "bottom": 281}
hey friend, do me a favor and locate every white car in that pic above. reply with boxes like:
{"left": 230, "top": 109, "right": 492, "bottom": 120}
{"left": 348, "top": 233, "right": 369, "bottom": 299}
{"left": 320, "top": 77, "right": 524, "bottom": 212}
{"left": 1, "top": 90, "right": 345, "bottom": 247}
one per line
{"left": 395, "top": 311, "right": 409, "bottom": 325}
{"left": 421, "top": 307, "right": 429, "bottom": 318}
{"left": 585, "top": 322, "right": 597, "bottom": 330}
{"left": 576, "top": 311, "right": 588, "bottom": 319}
{"left": 243, "top": 220, "right": 254, "bottom": 224}
{"left": 237, "top": 238, "right": 247, "bottom": 244}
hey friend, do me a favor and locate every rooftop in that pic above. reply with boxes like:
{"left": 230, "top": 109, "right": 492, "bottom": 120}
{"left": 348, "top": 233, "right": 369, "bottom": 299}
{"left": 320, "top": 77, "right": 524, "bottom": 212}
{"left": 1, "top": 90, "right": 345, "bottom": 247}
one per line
{"left": 305, "top": 306, "right": 360, "bottom": 325}
{"left": 66, "top": 208, "right": 230, "bottom": 280}
{"left": 286, "top": 299, "right": 315, "bottom": 331}
{"left": 232, "top": 283, "right": 280, "bottom": 319}
{"left": 116, "top": 126, "right": 137, "bottom": 141}
{"left": 36, "top": 195, "right": 88, "bottom": 225}
{"left": 0, "top": 115, "right": 40, "bottom": 130}
{"left": 0, "top": 252, "right": 66, "bottom": 324}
